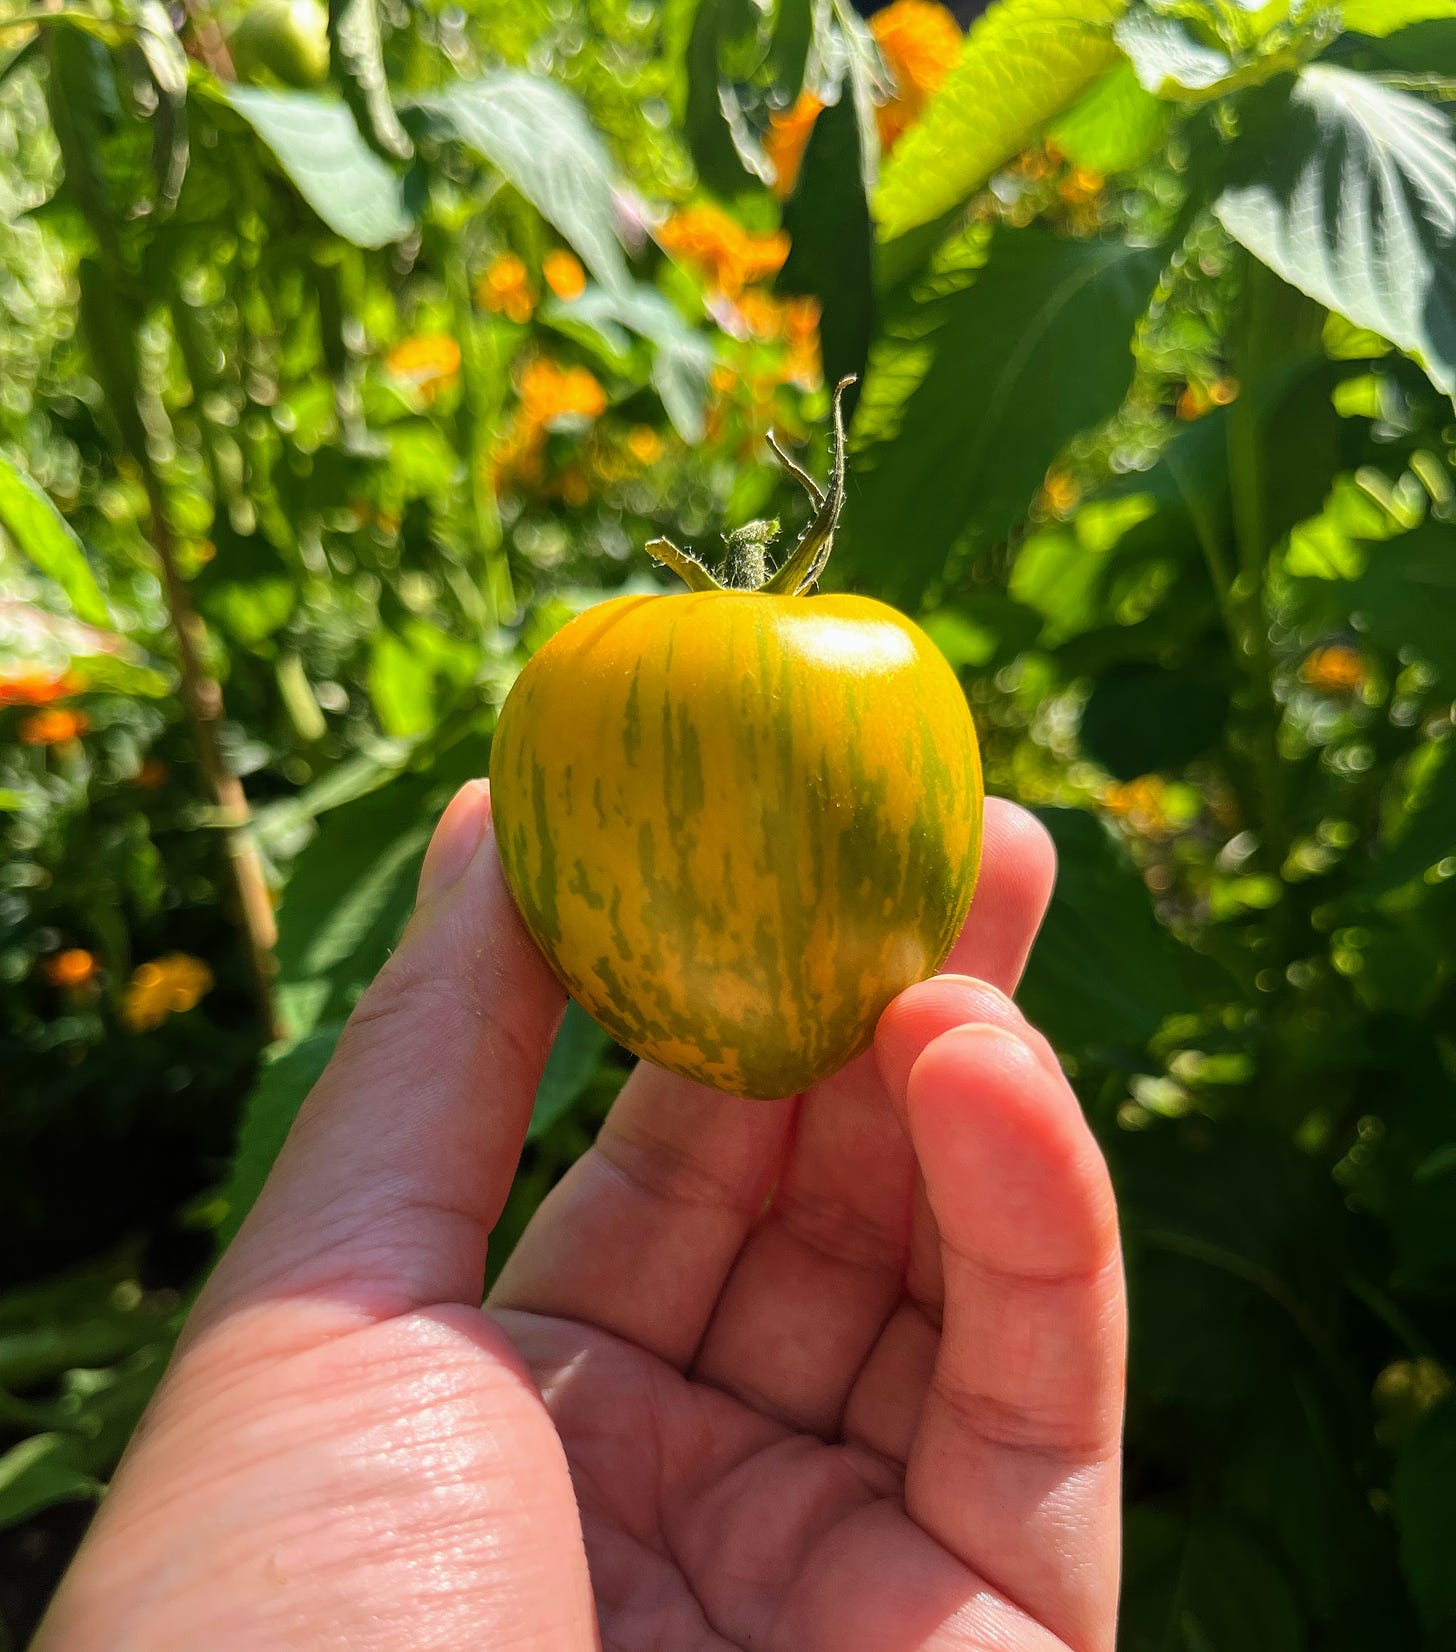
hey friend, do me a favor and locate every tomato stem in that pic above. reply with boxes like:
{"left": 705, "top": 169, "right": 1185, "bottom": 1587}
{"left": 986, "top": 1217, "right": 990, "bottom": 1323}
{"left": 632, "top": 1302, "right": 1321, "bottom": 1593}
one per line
{"left": 646, "top": 375, "right": 856, "bottom": 597}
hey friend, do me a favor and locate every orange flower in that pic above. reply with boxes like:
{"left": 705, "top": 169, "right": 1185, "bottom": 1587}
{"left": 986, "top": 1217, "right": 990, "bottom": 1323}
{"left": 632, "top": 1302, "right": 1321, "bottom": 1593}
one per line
{"left": 519, "top": 359, "right": 607, "bottom": 424}
{"left": 766, "top": 92, "right": 824, "bottom": 200}
{"left": 626, "top": 425, "right": 665, "bottom": 467}
{"left": 477, "top": 253, "right": 535, "bottom": 324}
{"left": 385, "top": 333, "right": 462, "bottom": 401}
{"left": 543, "top": 249, "right": 587, "bottom": 302}
{"left": 43, "top": 948, "right": 99, "bottom": 989}
{"left": 658, "top": 205, "right": 789, "bottom": 299}
{"left": 1103, "top": 775, "right": 1174, "bottom": 838}
{"left": 1301, "top": 646, "right": 1367, "bottom": 694}
{"left": 18, "top": 707, "right": 88, "bottom": 746}
{"left": 0, "top": 668, "right": 79, "bottom": 707}
{"left": 121, "top": 953, "right": 213, "bottom": 1033}
{"left": 871, "top": 0, "right": 961, "bottom": 152}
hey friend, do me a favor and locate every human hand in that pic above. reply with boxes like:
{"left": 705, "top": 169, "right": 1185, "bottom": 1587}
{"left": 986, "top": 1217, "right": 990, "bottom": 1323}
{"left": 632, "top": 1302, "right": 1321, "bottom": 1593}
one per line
{"left": 37, "top": 781, "right": 1124, "bottom": 1651}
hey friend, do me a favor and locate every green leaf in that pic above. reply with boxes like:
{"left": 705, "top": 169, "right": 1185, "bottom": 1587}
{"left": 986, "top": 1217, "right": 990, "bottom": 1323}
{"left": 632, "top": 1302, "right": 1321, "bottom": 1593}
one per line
{"left": 839, "top": 227, "right": 1157, "bottom": 602}
{"left": 1019, "top": 807, "right": 1196, "bottom": 1051}
{"left": 0, "top": 453, "right": 109, "bottom": 626}
{"left": 777, "top": 93, "right": 874, "bottom": 406}
{"left": 0, "top": 1433, "right": 101, "bottom": 1528}
{"left": 1121, "top": 1507, "right": 1306, "bottom": 1652}
{"left": 219, "top": 86, "right": 412, "bottom": 247}
{"left": 1079, "top": 659, "right": 1231, "bottom": 778}
{"left": 214, "top": 1022, "right": 343, "bottom": 1249}
{"left": 685, "top": 0, "right": 764, "bottom": 197}
{"left": 1341, "top": 519, "right": 1456, "bottom": 683}
{"left": 1113, "top": 8, "right": 1232, "bottom": 95}
{"left": 327, "top": 0, "right": 412, "bottom": 161}
{"left": 767, "top": 0, "right": 813, "bottom": 97}
{"left": 1342, "top": 0, "right": 1456, "bottom": 34}
{"left": 1047, "top": 60, "right": 1171, "bottom": 174}
{"left": 528, "top": 1002, "right": 613, "bottom": 1142}
{"left": 407, "top": 76, "right": 631, "bottom": 293}
{"left": 874, "top": 0, "right": 1127, "bottom": 237}
{"left": 1393, "top": 1398, "right": 1456, "bottom": 1631}
{"left": 1214, "top": 66, "right": 1456, "bottom": 399}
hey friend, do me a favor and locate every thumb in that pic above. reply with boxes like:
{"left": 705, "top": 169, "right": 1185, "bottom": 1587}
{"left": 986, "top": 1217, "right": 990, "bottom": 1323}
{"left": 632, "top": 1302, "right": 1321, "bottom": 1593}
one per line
{"left": 200, "top": 779, "right": 566, "bottom": 1327}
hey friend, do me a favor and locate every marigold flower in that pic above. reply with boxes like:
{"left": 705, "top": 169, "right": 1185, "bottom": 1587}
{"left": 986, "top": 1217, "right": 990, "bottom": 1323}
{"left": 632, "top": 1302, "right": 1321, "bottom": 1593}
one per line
{"left": 476, "top": 253, "right": 535, "bottom": 324}
{"left": 121, "top": 953, "right": 214, "bottom": 1033}
{"left": 766, "top": 92, "right": 824, "bottom": 200}
{"left": 0, "top": 668, "right": 79, "bottom": 707}
{"left": 43, "top": 948, "right": 99, "bottom": 990}
{"left": 385, "top": 333, "right": 462, "bottom": 401}
{"left": 518, "top": 359, "right": 607, "bottom": 424}
{"left": 543, "top": 250, "right": 587, "bottom": 302}
{"left": 871, "top": 0, "right": 961, "bottom": 152}
{"left": 658, "top": 205, "right": 789, "bottom": 299}
{"left": 18, "top": 707, "right": 88, "bottom": 746}
{"left": 626, "top": 425, "right": 665, "bottom": 466}
{"left": 1301, "top": 646, "right": 1367, "bottom": 694}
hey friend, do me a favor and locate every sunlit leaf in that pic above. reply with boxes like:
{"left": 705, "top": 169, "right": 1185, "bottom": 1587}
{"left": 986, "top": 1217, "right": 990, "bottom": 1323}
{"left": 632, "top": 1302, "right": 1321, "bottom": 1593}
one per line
{"left": 1114, "top": 8, "right": 1231, "bottom": 95}
{"left": 839, "top": 227, "right": 1157, "bottom": 601}
{"left": 408, "top": 75, "right": 631, "bottom": 292}
{"left": 220, "top": 86, "right": 412, "bottom": 247}
{"left": 1048, "top": 60, "right": 1170, "bottom": 173}
{"left": 1342, "top": 0, "right": 1456, "bottom": 34}
{"left": 328, "top": 0, "right": 412, "bottom": 161}
{"left": 0, "top": 454, "right": 108, "bottom": 626}
{"left": 1215, "top": 66, "right": 1456, "bottom": 399}
{"left": 874, "top": 0, "right": 1126, "bottom": 237}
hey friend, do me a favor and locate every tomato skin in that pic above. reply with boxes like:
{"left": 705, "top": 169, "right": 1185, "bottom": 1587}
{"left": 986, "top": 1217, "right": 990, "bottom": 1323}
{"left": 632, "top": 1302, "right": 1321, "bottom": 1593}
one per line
{"left": 491, "top": 590, "right": 983, "bottom": 1098}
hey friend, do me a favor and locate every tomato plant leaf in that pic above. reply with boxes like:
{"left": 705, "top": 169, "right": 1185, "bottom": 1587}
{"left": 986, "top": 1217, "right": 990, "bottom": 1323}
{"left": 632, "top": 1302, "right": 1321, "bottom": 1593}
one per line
{"left": 407, "top": 75, "right": 631, "bottom": 292}
{"left": 0, "top": 454, "right": 109, "bottom": 626}
{"left": 1342, "top": 0, "right": 1456, "bottom": 34}
{"left": 327, "top": 0, "right": 412, "bottom": 163}
{"left": 219, "top": 86, "right": 413, "bottom": 247}
{"left": 1019, "top": 807, "right": 1197, "bottom": 1052}
{"left": 1341, "top": 519, "right": 1456, "bottom": 685}
{"left": 777, "top": 92, "right": 874, "bottom": 408}
{"left": 529, "top": 1002, "right": 613, "bottom": 1142}
{"left": 1393, "top": 1398, "right": 1456, "bottom": 1631}
{"left": 1048, "top": 60, "right": 1170, "bottom": 173}
{"left": 684, "top": 0, "right": 765, "bottom": 197}
{"left": 1215, "top": 66, "right": 1456, "bottom": 400}
{"left": 1114, "top": 8, "right": 1232, "bottom": 96}
{"left": 874, "top": 0, "right": 1127, "bottom": 238}
{"left": 839, "top": 227, "right": 1157, "bottom": 601}
{"left": 1080, "top": 660, "right": 1231, "bottom": 779}
{"left": 0, "top": 1434, "right": 102, "bottom": 1529}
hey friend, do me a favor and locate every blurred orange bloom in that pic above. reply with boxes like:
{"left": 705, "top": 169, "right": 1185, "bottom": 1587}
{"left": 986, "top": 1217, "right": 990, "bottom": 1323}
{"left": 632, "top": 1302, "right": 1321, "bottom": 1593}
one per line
{"left": 121, "top": 953, "right": 214, "bottom": 1033}
{"left": 137, "top": 757, "right": 169, "bottom": 790}
{"left": 519, "top": 359, "right": 607, "bottom": 423}
{"left": 0, "top": 668, "right": 79, "bottom": 707}
{"left": 18, "top": 707, "right": 88, "bottom": 745}
{"left": 1104, "top": 775, "right": 1174, "bottom": 838}
{"left": 1176, "top": 376, "right": 1238, "bottom": 421}
{"left": 43, "top": 948, "right": 99, "bottom": 989}
{"left": 659, "top": 205, "right": 789, "bottom": 299}
{"left": 626, "top": 425, "right": 665, "bottom": 466}
{"left": 1036, "top": 467, "right": 1082, "bottom": 517}
{"left": 872, "top": 0, "right": 961, "bottom": 152}
{"left": 1301, "top": 646, "right": 1367, "bottom": 694}
{"left": 766, "top": 92, "right": 824, "bottom": 199}
{"left": 1057, "top": 166, "right": 1105, "bottom": 205}
{"left": 386, "top": 333, "right": 462, "bottom": 401}
{"left": 543, "top": 249, "right": 587, "bottom": 302}
{"left": 477, "top": 253, "right": 535, "bottom": 324}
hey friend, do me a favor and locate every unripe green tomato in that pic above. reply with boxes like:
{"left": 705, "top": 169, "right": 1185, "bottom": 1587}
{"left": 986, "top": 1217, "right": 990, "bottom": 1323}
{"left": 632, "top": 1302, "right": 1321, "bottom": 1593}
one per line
{"left": 228, "top": 0, "right": 330, "bottom": 89}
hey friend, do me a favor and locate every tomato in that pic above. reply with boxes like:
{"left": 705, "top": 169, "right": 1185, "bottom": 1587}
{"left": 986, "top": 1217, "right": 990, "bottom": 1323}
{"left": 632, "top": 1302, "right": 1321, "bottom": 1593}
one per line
{"left": 490, "top": 383, "right": 983, "bottom": 1097}
{"left": 228, "top": 0, "right": 329, "bottom": 89}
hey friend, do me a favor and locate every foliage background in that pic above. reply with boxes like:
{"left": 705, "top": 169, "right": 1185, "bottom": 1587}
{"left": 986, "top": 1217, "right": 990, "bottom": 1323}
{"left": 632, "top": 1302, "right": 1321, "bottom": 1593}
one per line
{"left": 2, "top": 0, "right": 1456, "bottom": 1644}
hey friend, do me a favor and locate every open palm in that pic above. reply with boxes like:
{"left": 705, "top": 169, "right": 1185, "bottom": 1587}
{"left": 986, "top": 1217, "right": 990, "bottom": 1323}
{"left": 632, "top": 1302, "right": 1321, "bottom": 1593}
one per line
{"left": 39, "top": 787, "right": 1123, "bottom": 1652}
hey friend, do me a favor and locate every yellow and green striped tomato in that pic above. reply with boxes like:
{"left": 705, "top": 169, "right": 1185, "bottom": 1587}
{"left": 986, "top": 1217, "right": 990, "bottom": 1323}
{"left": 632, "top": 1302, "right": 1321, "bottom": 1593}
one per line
{"left": 490, "top": 590, "right": 983, "bottom": 1098}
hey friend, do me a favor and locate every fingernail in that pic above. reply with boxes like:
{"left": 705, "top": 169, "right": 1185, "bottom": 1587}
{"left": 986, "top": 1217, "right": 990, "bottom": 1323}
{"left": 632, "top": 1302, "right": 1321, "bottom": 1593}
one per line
{"left": 418, "top": 780, "right": 491, "bottom": 902}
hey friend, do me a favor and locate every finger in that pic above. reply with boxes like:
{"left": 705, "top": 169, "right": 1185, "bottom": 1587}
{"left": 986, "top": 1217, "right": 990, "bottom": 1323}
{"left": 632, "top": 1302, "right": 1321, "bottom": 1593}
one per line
{"left": 490, "top": 1060, "right": 795, "bottom": 1366}
{"left": 687, "top": 804, "right": 1056, "bottom": 1436}
{"left": 904, "top": 1025, "right": 1125, "bottom": 1652}
{"left": 197, "top": 781, "right": 567, "bottom": 1335}
{"left": 839, "top": 976, "right": 1058, "bottom": 1461}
